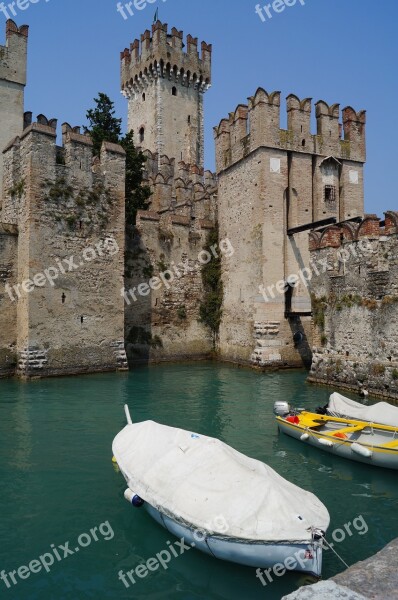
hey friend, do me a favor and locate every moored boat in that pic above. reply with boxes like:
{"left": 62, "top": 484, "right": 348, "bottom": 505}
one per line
{"left": 276, "top": 405, "right": 398, "bottom": 470}
{"left": 113, "top": 405, "right": 330, "bottom": 577}
{"left": 324, "top": 392, "right": 398, "bottom": 428}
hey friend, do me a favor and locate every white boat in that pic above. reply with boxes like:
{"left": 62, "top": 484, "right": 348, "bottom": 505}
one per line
{"left": 325, "top": 392, "right": 398, "bottom": 428}
{"left": 112, "top": 405, "right": 330, "bottom": 577}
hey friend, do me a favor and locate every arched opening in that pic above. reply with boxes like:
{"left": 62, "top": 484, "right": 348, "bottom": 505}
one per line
{"left": 142, "top": 93, "right": 146, "bottom": 102}
{"left": 172, "top": 86, "right": 177, "bottom": 96}
{"left": 139, "top": 127, "right": 145, "bottom": 143}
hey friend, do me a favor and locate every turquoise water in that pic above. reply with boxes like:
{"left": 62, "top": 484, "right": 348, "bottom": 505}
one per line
{"left": 0, "top": 363, "right": 397, "bottom": 600}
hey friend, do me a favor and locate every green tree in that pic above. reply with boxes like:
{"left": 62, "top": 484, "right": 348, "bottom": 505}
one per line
{"left": 84, "top": 93, "right": 151, "bottom": 226}
{"left": 199, "top": 228, "right": 223, "bottom": 346}
{"left": 84, "top": 93, "right": 122, "bottom": 157}
{"left": 120, "top": 131, "right": 151, "bottom": 226}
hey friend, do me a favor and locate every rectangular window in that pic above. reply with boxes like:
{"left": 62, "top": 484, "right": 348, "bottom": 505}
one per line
{"left": 324, "top": 185, "right": 336, "bottom": 203}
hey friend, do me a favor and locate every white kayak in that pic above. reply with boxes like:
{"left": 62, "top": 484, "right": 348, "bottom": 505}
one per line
{"left": 113, "top": 405, "right": 330, "bottom": 577}
{"left": 327, "top": 392, "right": 398, "bottom": 428}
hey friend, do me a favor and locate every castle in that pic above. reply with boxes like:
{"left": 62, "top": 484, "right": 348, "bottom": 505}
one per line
{"left": 0, "top": 18, "right": 371, "bottom": 379}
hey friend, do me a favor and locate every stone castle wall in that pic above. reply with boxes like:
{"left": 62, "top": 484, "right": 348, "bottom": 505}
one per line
{"left": 214, "top": 88, "right": 366, "bottom": 368}
{"left": 308, "top": 212, "right": 398, "bottom": 398}
{"left": 0, "top": 223, "right": 18, "bottom": 376}
{"left": 124, "top": 151, "right": 217, "bottom": 364}
{"left": 0, "top": 116, "right": 127, "bottom": 378}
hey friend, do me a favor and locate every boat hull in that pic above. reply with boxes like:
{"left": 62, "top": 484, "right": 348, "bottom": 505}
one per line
{"left": 143, "top": 502, "right": 323, "bottom": 576}
{"left": 277, "top": 418, "right": 398, "bottom": 470}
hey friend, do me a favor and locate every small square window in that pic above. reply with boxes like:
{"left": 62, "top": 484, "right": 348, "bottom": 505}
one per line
{"left": 324, "top": 185, "right": 336, "bottom": 202}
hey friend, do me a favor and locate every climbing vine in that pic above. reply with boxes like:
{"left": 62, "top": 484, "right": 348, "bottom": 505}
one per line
{"left": 199, "top": 227, "right": 223, "bottom": 346}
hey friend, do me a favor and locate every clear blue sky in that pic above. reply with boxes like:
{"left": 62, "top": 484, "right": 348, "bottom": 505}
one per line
{"left": 2, "top": 0, "right": 396, "bottom": 215}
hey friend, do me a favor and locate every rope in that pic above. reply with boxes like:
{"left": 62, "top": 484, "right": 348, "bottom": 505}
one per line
{"left": 322, "top": 536, "right": 350, "bottom": 569}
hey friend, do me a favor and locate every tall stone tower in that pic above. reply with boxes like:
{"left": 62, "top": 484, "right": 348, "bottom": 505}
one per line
{"left": 0, "top": 20, "right": 28, "bottom": 204}
{"left": 214, "top": 89, "right": 366, "bottom": 368}
{"left": 120, "top": 21, "right": 212, "bottom": 168}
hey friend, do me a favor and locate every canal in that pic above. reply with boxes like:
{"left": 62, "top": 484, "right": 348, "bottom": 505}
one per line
{"left": 0, "top": 363, "right": 397, "bottom": 599}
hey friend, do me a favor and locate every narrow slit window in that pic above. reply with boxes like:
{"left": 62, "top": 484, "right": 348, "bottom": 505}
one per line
{"left": 172, "top": 86, "right": 177, "bottom": 96}
{"left": 142, "top": 93, "right": 146, "bottom": 101}
{"left": 139, "top": 127, "right": 145, "bottom": 143}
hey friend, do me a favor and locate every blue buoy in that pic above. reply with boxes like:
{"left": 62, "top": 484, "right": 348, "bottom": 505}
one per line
{"left": 132, "top": 495, "right": 144, "bottom": 508}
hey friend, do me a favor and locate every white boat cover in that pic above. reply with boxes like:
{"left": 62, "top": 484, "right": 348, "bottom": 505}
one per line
{"left": 113, "top": 420, "right": 330, "bottom": 543}
{"left": 328, "top": 392, "right": 398, "bottom": 428}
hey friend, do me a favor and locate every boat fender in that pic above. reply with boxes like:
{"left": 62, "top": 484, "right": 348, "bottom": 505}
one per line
{"left": 124, "top": 488, "right": 145, "bottom": 508}
{"left": 318, "top": 438, "right": 334, "bottom": 447}
{"left": 300, "top": 433, "right": 310, "bottom": 441}
{"left": 286, "top": 416, "right": 300, "bottom": 424}
{"left": 351, "top": 443, "right": 373, "bottom": 458}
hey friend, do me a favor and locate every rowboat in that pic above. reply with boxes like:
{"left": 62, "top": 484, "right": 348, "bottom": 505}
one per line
{"left": 113, "top": 406, "right": 330, "bottom": 577}
{"left": 276, "top": 406, "right": 398, "bottom": 470}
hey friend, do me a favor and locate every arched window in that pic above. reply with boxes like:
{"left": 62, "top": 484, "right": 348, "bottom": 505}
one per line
{"left": 139, "top": 127, "right": 145, "bottom": 143}
{"left": 142, "top": 93, "right": 146, "bottom": 102}
{"left": 172, "top": 86, "right": 177, "bottom": 96}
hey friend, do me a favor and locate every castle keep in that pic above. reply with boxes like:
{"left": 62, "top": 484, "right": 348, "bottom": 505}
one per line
{"left": 214, "top": 91, "right": 366, "bottom": 367}
{"left": 121, "top": 22, "right": 217, "bottom": 364}
{"left": 121, "top": 21, "right": 211, "bottom": 168}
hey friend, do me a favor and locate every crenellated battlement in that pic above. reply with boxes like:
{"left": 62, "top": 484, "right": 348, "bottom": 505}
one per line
{"left": 3, "top": 112, "right": 125, "bottom": 157}
{"left": 137, "top": 149, "right": 217, "bottom": 218}
{"left": 0, "top": 19, "right": 29, "bottom": 85}
{"left": 2, "top": 114, "right": 126, "bottom": 228}
{"left": 121, "top": 21, "right": 211, "bottom": 97}
{"left": 0, "top": 20, "right": 29, "bottom": 203}
{"left": 309, "top": 212, "right": 398, "bottom": 251}
{"left": 214, "top": 88, "right": 366, "bottom": 172}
